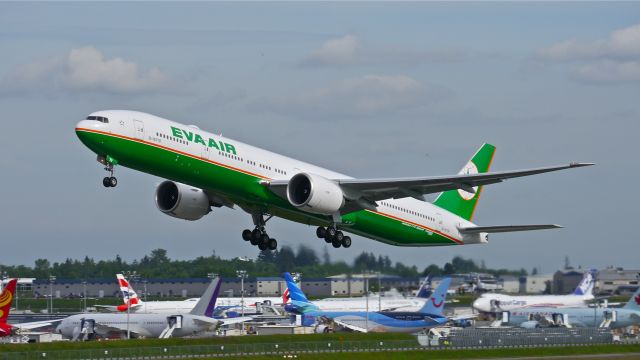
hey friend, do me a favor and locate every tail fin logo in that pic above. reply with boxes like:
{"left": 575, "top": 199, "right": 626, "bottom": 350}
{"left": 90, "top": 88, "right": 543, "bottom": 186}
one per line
{"left": 635, "top": 295, "right": 640, "bottom": 305}
{"left": 457, "top": 161, "right": 478, "bottom": 200}
{"left": 431, "top": 296, "right": 444, "bottom": 308}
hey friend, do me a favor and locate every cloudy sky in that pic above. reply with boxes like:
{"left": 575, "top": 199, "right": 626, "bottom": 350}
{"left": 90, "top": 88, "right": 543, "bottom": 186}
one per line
{"left": 1, "top": 3, "right": 638, "bottom": 275}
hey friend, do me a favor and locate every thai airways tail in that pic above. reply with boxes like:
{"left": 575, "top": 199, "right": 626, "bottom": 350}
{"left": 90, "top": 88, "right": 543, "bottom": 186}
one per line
{"left": 572, "top": 269, "right": 596, "bottom": 297}
{"left": 190, "top": 277, "right": 222, "bottom": 318}
{"left": 419, "top": 278, "right": 451, "bottom": 315}
{"left": 116, "top": 274, "right": 142, "bottom": 311}
{"left": 623, "top": 286, "right": 640, "bottom": 311}
{"left": 283, "top": 272, "right": 319, "bottom": 314}
{"left": 0, "top": 279, "right": 17, "bottom": 323}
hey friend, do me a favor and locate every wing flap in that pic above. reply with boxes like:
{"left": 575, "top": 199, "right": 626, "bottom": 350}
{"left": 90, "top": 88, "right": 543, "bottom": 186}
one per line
{"left": 459, "top": 224, "right": 562, "bottom": 234}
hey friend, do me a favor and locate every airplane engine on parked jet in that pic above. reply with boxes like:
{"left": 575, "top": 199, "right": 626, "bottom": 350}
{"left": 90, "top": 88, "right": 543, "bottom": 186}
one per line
{"left": 286, "top": 173, "right": 345, "bottom": 215}
{"left": 155, "top": 181, "right": 210, "bottom": 221}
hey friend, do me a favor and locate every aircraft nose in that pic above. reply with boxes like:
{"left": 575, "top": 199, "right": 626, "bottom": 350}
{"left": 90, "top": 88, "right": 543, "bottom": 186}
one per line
{"left": 472, "top": 298, "right": 487, "bottom": 312}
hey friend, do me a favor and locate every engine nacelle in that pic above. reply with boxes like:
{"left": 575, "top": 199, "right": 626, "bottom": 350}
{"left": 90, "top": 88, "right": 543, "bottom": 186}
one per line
{"left": 520, "top": 320, "right": 540, "bottom": 329}
{"left": 286, "top": 173, "right": 345, "bottom": 215}
{"left": 155, "top": 181, "right": 210, "bottom": 221}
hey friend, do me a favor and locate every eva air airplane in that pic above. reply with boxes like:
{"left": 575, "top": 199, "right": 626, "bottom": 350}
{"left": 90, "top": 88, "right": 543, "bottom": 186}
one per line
{"left": 75, "top": 110, "right": 591, "bottom": 251}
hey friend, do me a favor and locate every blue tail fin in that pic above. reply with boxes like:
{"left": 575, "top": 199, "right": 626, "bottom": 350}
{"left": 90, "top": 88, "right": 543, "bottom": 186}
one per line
{"left": 623, "top": 286, "right": 640, "bottom": 311}
{"left": 283, "top": 272, "right": 310, "bottom": 303}
{"left": 572, "top": 269, "right": 596, "bottom": 296}
{"left": 417, "top": 275, "right": 432, "bottom": 299}
{"left": 419, "top": 277, "right": 451, "bottom": 315}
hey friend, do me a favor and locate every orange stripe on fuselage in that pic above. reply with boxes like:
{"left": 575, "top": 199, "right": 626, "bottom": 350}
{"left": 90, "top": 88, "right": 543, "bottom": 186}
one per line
{"left": 367, "top": 210, "right": 463, "bottom": 245}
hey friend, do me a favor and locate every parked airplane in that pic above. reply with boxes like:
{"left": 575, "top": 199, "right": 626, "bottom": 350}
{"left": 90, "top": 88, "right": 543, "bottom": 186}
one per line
{"left": 473, "top": 270, "right": 596, "bottom": 313}
{"left": 0, "top": 279, "right": 62, "bottom": 337}
{"left": 75, "top": 111, "right": 591, "bottom": 251}
{"left": 500, "top": 286, "right": 640, "bottom": 329}
{"left": 285, "top": 273, "right": 457, "bottom": 333}
{"left": 56, "top": 277, "right": 250, "bottom": 340}
{"left": 109, "top": 274, "right": 286, "bottom": 314}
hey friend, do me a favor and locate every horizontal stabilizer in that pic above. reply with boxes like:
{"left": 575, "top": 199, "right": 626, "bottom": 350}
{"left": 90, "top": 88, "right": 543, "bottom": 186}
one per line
{"left": 459, "top": 224, "right": 562, "bottom": 234}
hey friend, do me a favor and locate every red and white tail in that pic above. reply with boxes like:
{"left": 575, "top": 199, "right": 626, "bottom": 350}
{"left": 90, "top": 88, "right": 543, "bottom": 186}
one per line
{"left": 0, "top": 279, "right": 17, "bottom": 323}
{"left": 116, "top": 274, "right": 141, "bottom": 311}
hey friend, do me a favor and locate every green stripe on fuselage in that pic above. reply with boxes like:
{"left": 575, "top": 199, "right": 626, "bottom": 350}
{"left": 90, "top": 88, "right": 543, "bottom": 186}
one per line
{"left": 76, "top": 130, "right": 459, "bottom": 247}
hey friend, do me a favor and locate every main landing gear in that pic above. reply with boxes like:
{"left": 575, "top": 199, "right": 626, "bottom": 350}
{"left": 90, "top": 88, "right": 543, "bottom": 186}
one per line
{"left": 242, "top": 214, "right": 278, "bottom": 251}
{"left": 102, "top": 162, "right": 117, "bottom": 188}
{"left": 316, "top": 226, "right": 351, "bottom": 249}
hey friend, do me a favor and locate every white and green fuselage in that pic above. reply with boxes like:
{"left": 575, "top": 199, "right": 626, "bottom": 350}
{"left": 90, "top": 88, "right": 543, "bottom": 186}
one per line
{"left": 75, "top": 110, "right": 561, "bottom": 248}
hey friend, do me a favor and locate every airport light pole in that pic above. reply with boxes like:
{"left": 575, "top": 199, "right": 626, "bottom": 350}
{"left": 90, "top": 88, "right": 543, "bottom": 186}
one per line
{"left": 123, "top": 270, "right": 138, "bottom": 340}
{"left": 236, "top": 270, "right": 247, "bottom": 334}
{"left": 364, "top": 271, "right": 369, "bottom": 333}
{"left": 377, "top": 271, "right": 382, "bottom": 312}
{"left": 81, "top": 280, "right": 87, "bottom": 312}
{"left": 49, "top": 275, "right": 56, "bottom": 314}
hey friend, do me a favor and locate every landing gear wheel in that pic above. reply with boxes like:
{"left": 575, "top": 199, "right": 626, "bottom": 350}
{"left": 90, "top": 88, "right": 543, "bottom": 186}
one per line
{"left": 316, "top": 227, "right": 327, "bottom": 239}
{"left": 258, "top": 242, "right": 268, "bottom": 251}
{"left": 267, "top": 238, "right": 278, "bottom": 250}
{"left": 103, "top": 177, "right": 112, "bottom": 187}
{"left": 251, "top": 229, "right": 262, "bottom": 245}
{"left": 324, "top": 236, "right": 332, "bottom": 243}
{"left": 331, "top": 239, "right": 342, "bottom": 248}
{"left": 109, "top": 177, "right": 118, "bottom": 187}
{"left": 335, "top": 231, "right": 344, "bottom": 242}
{"left": 260, "top": 233, "right": 270, "bottom": 245}
{"left": 341, "top": 236, "right": 352, "bottom": 248}
{"left": 242, "top": 229, "right": 252, "bottom": 241}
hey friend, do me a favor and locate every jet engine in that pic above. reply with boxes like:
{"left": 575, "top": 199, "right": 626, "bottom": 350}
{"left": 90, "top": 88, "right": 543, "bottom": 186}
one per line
{"left": 286, "top": 173, "right": 345, "bottom": 215}
{"left": 155, "top": 181, "right": 210, "bottom": 221}
{"left": 520, "top": 321, "right": 540, "bottom": 329}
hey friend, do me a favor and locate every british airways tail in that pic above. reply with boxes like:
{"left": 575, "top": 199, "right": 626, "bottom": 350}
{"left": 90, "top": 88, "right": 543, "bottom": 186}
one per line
{"left": 116, "top": 274, "right": 142, "bottom": 311}
{"left": 572, "top": 269, "right": 596, "bottom": 297}
{"left": 419, "top": 278, "right": 451, "bottom": 315}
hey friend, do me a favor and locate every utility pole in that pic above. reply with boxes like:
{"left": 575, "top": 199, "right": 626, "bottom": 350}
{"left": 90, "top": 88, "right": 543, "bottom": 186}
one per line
{"left": 236, "top": 270, "right": 247, "bottom": 334}
{"left": 82, "top": 280, "right": 87, "bottom": 312}
{"left": 377, "top": 271, "right": 382, "bottom": 312}
{"left": 49, "top": 275, "right": 56, "bottom": 314}
{"left": 365, "top": 272, "right": 369, "bottom": 333}
{"left": 123, "top": 270, "right": 138, "bottom": 340}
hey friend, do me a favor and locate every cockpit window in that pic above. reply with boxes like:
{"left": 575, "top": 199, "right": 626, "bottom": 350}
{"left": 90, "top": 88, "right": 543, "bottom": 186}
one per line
{"left": 86, "top": 116, "right": 109, "bottom": 123}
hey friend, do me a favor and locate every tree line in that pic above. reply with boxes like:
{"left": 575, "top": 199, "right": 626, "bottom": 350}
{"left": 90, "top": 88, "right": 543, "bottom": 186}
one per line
{"left": 0, "top": 246, "right": 526, "bottom": 280}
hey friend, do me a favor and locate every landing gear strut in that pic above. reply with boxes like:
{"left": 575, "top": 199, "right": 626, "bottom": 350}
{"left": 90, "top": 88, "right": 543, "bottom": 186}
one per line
{"left": 316, "top": 226, "right": 351, "bottom": 248}
{"left": 102, "top": 162, "right": 117, "bottom": 188}
{"left": 242, "top": 213, "right": 278, "bottom": 251}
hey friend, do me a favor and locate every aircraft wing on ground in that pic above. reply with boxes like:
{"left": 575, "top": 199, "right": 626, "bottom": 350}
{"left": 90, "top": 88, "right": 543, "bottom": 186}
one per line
{"left": 266, "top": 163, "right": 593, "bottom": 213}
{"left": 12, "top": 319, "right": 63, "bottom": 331}
{"left": 218, "top": 316, "right": 253, "bottom": 326}
{"left": 94, "top": 305, "right": 121, "bottom": 312}
{"left": 332, "top": 319, "right": 368, "bottom": 333}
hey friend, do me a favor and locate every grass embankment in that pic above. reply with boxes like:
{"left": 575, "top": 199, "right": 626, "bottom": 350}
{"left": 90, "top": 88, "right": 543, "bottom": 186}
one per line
{"left": 226, "top": 343, "right": 640, "bottom": 359}
{"left": 0, "top": 332, "right": 413, "bottom": 353}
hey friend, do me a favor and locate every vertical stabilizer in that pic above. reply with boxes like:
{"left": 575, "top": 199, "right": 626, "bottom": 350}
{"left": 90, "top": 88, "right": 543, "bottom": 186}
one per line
{"left": 433, "top": 144, "right": 496, "bottom": 221}
{"left": 116, "top": 274, "right": 141, "bottom": 311}
{"left": 623, "top": 286, "right": 640, "bottom": 311}
{"left": 283, "top": 272, "right": 311, "bottom": 304}
{"left": 419, "top": 278, "right": 451, "bottom": 315}
{"left": 572, "top": 269, "right": 596, "bottom": 296}
{"left": 0, "top": 279, "right": 17, "bottom": 323}
{"left": 190, "top": 277, "right": 221, "bottom": 317}
{"left": 417, "top": 275, "right": 432, "bottom": 299}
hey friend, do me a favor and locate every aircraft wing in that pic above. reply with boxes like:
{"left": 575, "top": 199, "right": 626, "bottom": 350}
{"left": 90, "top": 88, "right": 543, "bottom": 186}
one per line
{"left": 266, "top": 163, "right": 592, "bottom": 213}
{"left": 94, "top": 305, "right": 120, "bottom": 312}
{"left": 333, "top": 319, "right": 368, "bottom": 333}
{"left": 13, "top": 319, "right": 63, "bottom": 331}
{"left": 219, "top": 316, "right": 253, "bottom": 326}
{"left": 459, "top": 225, "right": 562, "bottom": 234}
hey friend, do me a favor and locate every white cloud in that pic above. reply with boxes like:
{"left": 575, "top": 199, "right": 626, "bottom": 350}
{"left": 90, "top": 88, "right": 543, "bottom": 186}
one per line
{"left": 0, "top": 47, "right": 171, "bottom": 95}
{"left": 301, "top": 35, "right": 360, "bottom": 66}
{"left": 536, "top": 23, "right": 640, "bottom": 84}
{"left": 570, "top": 60, "right": 640, "bottom": 84}
{"left": 253, "top": 74, "right": 450, "bottom": 119}
{"left": 537, "top": 24, "right": 640, "bottom": 61}
{"left": 300, "top": 35, "right": 468, "bottom": 67}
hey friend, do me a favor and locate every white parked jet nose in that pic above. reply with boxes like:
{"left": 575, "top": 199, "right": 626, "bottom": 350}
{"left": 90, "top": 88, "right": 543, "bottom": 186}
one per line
{"left": 472, "top": 297, "right": 490, "bottom": 312}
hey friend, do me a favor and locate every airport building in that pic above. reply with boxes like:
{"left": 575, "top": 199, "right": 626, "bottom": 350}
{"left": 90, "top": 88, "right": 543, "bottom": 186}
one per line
{"left": 596, "top": 267, "right": 640, "bottom": 295}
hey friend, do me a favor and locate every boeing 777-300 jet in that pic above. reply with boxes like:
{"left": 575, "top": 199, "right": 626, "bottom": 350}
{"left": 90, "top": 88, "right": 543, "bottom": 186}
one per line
{"left": 75, "top": 110, "right": 592, "bottom": 251}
